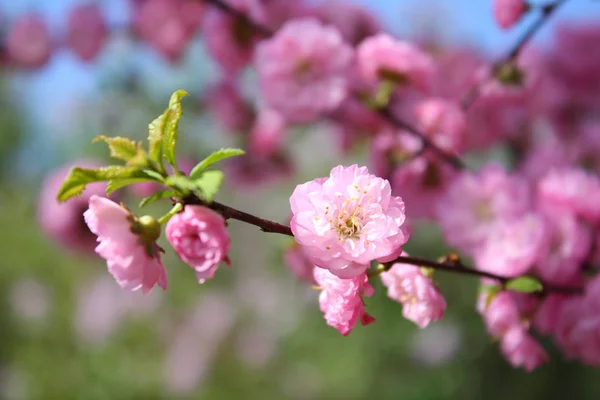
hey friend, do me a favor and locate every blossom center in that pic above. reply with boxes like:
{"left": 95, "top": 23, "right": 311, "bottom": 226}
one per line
{"left": 334, "top": 206, "right": 365, "bottom": 240}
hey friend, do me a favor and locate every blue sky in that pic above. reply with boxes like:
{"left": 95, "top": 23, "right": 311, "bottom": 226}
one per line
{"left": 3, "top": 0, "right": 599, "bottom": 172}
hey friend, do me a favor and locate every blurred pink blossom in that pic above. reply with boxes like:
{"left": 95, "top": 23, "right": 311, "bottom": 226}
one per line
{"left": 356, "top": 33, "right": 434, "bottom": 92}
{"left": 493, "top": 0, "right": 528, "bottom": 30}
{"left": 66, "top": 4, "right": 107, "bottom": 62}
{"left": 6, "top": 14, "right": 52, "bottom": 68}
{"left": 255, "top": 18, "right": 353, "bottom": 123}
{"left": 501, "top": 326, "right": 549, "bottom": 371}
{"left": 437, "top": 164, "right": 531, "bottom": 254}
{"left": 473, "top": 213, "right": 548, "bottom": 278}
{"left": 38, "top": 161, "right": 107, "bottom": 253}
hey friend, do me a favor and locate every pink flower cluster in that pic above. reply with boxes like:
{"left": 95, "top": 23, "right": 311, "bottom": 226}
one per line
{"left": 49, "top": 191, "right": 232, "bottom": 294}
{"left": 291, "top": 166, "right": 447, "bottom": 335}
{"left": 478, "top": 290, "right": 549, "bottom": 371}
{"left": 7, "top": 5, "right": 108, "bottom": 68}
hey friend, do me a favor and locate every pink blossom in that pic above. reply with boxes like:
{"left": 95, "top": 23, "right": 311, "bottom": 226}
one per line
{"left": 437, "top": 164, "right": 531, "bottom": 254}
{"left": 501, "top": 326, "right": 549, "bottom": 371}
{"left": 518, "top": 140, "right": 572, "bottom": 181}
{"left": 255, "top": 18, "right": 353, "bottom": 123}
{"left": 464, "top": 68, "right": 532, "bottom": 150}
{"left": 84, "top": 196, "right": 167, "bottom": 294}
{"left": 38, "top": 162, "right": 107, "bottom": 253}
{"left": 204, "top": 79, "right": 254, "bottom": 133}
{"left": 247, "top": 109, "right": 286, "bottom": 157}
{"left": 6, "top": 14, "right": 52, "bottom": 69}
{"left": 534, "top": 294, "right": 567, "bottom": 335}
{"left": 478, "top": 291, "right": 520, "bottom": 337}
{"left": 356, "top": 34, "right": 434, "bottom": 92}
{"left": 391, "top": 156, "right": 457, "bottom": 220}
{"left": 290, "top": 165, "right": 409, "bottom": 278}
{"left": 166, "top": 206, "right": 230, "bottom": 283}
{"left": 332, "top": 98, "right": 386, "bottom": 155}
{"left": 313, "top": 268, "right": 375, "bottom": 335}
{"left": 473, "top": 213, "right": 548, "bottom": 278}
{"left": 66, "top": 4, "right": 107, "bottom": 62}
{"left": 315, "top": 0, "right": 381, "bottom": 45}
{"left": 369, "top": 128, "right": 411, "bottom": 179}
{"left": 134, "top": 0, "right": 204, "bottom": 62}
{"left": 550, "top": 23, "right": 600, "bottom": 109}
{"left": 262, "top": 0, "right": 314, "bottom": 31}
{"left": 493, "top": 0, "right": 528, "bottom": 30}
{"left": 283, "top": 243, "right": 316, "bottom": 284}
{"left": 413, "top": 98, "right": 466, "bottom": 153}
{"left": 535, "top": 212, "right": 591, "bottom": 285}
{"left": 555, "top": 277, "right": 600, "bottom": 366}
{"left": 203, "top": 0, "right": 266, "bottom": 75}
{"left": 380, "top": 260, "right": 446, "bottom": 328}
{"left": 537, "top": 168, "right": 600, "bottom": 224}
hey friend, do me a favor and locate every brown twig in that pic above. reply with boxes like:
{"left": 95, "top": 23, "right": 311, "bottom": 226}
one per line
{"left": 183, "top": 194, "right": 584, "bottom": 295}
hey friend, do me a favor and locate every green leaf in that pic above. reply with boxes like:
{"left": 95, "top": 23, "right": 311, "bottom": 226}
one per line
{"left": 192, "top": 170, "right": 224, "bottom": 202}
{"left": 505, "top": 276, "right": 543, "bottom": 294}
{"left": 189, "top": 148, "right": 245, "bottom": 179}
{"left": 139, "top": 190, "right": 177, "bottom": 208}
{"left": 142, "top": 169, "right": 165, "bottom": 182}
{"left": 163, "top": 90, "right": 189, "bottom": 169}
{"left": 479, "top": 284, "right": 501, "bottom": 310}
{"left": 165, "top": 175, "right": 196, "bottom": 192}
{"left": 93, "top": 136, "right": 147, "bottom": 166}
{"left": 106, "top": 178, "right": 152, "bottom": 196}
{"left": 148, "top": 90, "right": 189, "bottom": 168}
{"left": 57, "top": 166, "right": 148, "bottom": 202}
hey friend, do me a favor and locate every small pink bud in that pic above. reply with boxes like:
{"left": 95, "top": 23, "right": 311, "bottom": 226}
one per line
{"left": 493, "top": 0, "right": 528, "bottom": 30}
{"left": 166, "top": 206, "right": 230, "bottom": 283}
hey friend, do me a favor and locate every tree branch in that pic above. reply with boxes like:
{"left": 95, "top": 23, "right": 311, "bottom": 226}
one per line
{"left": 461, "top": 0, "right": 569, "bottom": 109}
{"left": 183, "top": 194, "right": 584, "bottom": 295}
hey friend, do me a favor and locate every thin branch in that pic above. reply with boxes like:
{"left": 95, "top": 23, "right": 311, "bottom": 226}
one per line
{"left": 183, "top": 194, "right": 584, "bottom": 295}
{"left": 376, "top": 107, "right": 466, "bottom": 169}
{"left": 183, "top": 195, "right": 294, "bottom": 236}
{"left": 382, "top": 255, "right": 583, "bottom": 295}
{"left": 203, "top": 0, "right": 467, "bottom": 170}
{"left": 461, "top": 0, "right": 569, "bottom": 109}
{"left": 203, "top": 0, "right": 272, "bottom": 37}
